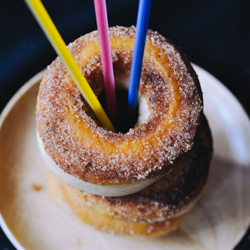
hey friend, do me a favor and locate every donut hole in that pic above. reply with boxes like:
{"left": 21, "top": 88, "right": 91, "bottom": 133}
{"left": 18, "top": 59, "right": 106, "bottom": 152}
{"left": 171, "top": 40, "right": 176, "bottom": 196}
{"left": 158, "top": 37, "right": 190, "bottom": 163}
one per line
{"left": 98, "top": 87, "right": 139, "bottom": 134}
{"left": 94, "top": 53, "right": 147, "bottom": 133}
{"left": 85, "top": 51, "right": 152, "bottom": 134}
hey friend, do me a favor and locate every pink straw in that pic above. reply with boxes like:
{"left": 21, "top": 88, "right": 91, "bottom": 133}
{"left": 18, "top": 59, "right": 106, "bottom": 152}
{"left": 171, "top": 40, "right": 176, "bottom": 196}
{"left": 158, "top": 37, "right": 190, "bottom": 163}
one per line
{"left": 94, "top": 0, "right": 117, "bottom": 124}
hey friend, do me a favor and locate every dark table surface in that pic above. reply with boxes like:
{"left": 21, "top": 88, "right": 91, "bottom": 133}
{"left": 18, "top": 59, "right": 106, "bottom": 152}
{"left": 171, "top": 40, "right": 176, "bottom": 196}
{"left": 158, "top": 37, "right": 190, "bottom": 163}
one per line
{"left": 1, "top": 0, "right": 250, "bottom": 249}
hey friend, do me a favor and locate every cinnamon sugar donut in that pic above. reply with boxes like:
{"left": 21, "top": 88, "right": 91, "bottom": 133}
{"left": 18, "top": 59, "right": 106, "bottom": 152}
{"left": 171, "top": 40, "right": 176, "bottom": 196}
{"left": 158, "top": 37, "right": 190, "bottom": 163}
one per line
{"left": 49, "top": 115, "right": 212, "bottom": 237}
{"left": 36, "top": 26, "right": 203, "bottom": 196}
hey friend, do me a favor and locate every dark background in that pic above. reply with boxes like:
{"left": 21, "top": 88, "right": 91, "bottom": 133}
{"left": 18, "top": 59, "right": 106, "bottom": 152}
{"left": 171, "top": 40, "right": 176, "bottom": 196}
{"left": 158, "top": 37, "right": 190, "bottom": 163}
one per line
{"left": 0, "top": 0, "right": 249, "bottom": 249}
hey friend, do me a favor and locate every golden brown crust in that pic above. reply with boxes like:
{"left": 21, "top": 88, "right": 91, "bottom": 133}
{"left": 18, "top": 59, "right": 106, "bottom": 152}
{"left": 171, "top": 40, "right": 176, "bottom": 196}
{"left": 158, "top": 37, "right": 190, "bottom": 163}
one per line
{"left": 37, "top": 26, "right": 203, "bottom": 185}
{"left": 49, "top": 115, "right": 212, "bottom": 237}
{"left": 49, "top": 172, "right": 188, "bottom": 237}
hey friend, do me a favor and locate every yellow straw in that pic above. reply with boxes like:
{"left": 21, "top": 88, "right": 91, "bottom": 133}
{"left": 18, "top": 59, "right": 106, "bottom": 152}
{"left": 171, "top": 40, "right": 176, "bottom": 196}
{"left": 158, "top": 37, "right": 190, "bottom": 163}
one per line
{"left": 24, "top": 0, "right": 115, "bottom": 132}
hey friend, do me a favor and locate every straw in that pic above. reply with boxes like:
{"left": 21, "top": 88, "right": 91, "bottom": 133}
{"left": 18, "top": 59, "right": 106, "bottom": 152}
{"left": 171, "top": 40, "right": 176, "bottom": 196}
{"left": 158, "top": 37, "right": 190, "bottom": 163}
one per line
{"left": 24, "top": 0, "right": 115, "bottom": 132}
{"left": 94, "top": 0, "right": 117, "bottom": 124}
{"left": 128, "top": 0, "right": 152, "bottom": 113}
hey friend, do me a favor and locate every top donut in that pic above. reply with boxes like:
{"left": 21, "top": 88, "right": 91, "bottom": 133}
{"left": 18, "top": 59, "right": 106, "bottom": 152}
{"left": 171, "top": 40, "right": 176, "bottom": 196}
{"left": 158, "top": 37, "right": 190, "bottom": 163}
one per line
{"left": 36, "top": 26, "right": 203, "bottom": 185}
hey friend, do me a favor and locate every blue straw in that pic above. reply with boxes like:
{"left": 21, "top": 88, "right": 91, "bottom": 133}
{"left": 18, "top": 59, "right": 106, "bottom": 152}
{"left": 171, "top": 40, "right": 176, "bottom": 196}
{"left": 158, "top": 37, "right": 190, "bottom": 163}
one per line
{"left": 128, "top": 0, "right": 152, "bottom": 113}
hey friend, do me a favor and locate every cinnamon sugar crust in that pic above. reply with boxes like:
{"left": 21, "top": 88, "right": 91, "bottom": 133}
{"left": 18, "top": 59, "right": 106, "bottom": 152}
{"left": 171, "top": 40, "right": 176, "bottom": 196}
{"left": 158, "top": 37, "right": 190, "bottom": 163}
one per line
{"left": 59, "top": 115, "right": 212, "bottom": 224}
{"left": 36, "top": 26, "right": 203, "bottom": 184}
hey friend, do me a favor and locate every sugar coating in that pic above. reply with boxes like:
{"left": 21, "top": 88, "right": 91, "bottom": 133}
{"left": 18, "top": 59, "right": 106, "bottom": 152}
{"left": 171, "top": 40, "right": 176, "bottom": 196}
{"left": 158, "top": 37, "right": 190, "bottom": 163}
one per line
{"left": 36, "top": 26, "right": 203, "bottom": 184}
{"left": 62, "top": 118, "right": 212, "bottom": 224}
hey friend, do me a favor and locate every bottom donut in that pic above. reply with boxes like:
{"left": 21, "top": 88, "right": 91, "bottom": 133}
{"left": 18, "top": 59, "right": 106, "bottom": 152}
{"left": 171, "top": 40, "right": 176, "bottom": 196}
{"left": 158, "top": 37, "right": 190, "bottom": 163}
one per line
{"left": 48, "top": 115, "right": 213, "bottom": 237}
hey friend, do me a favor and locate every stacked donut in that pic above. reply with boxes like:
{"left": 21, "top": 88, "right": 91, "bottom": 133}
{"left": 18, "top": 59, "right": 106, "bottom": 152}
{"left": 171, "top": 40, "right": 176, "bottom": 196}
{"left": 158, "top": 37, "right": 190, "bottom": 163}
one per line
{"left": 36, "top": 26, "right": 213, "bottom": 237}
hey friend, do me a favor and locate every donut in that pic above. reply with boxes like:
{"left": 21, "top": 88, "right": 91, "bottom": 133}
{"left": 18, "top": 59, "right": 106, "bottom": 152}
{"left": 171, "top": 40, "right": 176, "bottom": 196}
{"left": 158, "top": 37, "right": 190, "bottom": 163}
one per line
{"left": 49, "top": 115, "right": 213, "bottom": 237}
{"left": 36, "top": 26, "right": 203, "bottom": 196}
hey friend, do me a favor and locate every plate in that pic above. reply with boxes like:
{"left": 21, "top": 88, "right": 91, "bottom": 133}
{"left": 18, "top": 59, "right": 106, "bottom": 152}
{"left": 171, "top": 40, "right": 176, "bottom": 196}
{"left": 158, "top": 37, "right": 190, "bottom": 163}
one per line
{"left": 0, "top": 65, "right": 250, "bottom": 250}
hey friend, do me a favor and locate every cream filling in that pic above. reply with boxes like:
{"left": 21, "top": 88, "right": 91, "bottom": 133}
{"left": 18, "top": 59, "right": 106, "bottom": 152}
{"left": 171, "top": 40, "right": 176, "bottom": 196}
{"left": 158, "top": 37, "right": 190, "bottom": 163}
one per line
{"left": 37, "top": 95, "right": 162, "bottom": 197}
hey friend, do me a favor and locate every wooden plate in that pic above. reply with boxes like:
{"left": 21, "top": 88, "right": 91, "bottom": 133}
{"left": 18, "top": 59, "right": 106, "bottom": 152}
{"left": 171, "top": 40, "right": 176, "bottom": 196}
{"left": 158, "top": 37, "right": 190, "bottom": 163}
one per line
{"left": 0, "top": 65, "right": 250, "bottom": 250}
